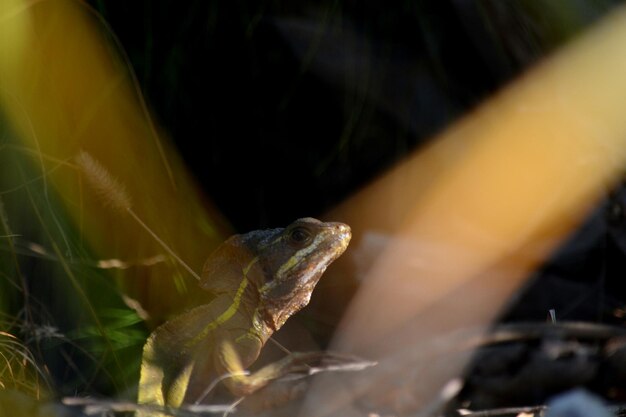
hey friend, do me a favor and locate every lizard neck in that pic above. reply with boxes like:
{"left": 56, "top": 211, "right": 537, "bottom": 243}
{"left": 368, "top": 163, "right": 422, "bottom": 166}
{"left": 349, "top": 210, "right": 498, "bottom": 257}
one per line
{"left": 214, "top": 278, "right": 274, "bottom": 346}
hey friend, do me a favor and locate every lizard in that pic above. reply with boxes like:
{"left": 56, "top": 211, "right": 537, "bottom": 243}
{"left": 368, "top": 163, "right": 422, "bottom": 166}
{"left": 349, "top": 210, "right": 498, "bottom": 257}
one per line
{"left": 138, "top": 217, "right": 351, "bottom": 412}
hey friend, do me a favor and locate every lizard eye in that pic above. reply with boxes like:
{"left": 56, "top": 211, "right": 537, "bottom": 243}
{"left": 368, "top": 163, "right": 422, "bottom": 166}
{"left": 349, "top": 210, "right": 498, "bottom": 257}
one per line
{"left": 289, "top": 226, "right": 312, "bottom": 245}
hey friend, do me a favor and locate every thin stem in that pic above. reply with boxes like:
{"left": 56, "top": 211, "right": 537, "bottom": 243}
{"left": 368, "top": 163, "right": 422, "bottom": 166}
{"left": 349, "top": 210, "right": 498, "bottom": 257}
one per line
{"left": 126, "top": 209, "right": 201, "bottom": 281}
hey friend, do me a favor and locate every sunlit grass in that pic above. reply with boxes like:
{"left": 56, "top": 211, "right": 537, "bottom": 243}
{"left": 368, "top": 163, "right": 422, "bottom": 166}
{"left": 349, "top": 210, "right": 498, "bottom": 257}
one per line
{"left": 0, "top": 325, "right": 46, "bottom": 398}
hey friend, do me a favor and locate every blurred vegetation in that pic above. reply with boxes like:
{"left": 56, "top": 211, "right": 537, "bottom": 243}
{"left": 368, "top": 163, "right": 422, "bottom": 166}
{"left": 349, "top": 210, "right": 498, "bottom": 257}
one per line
{"left": 0, "top": 118, "right": 146, "bottom": 399}
{"left": 0, "top": 0, "right": 624, "bottom": 411}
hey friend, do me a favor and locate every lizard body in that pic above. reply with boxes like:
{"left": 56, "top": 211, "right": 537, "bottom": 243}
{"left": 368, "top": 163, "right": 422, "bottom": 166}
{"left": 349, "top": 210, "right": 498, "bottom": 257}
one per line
{"left": 138, "top": 218, "right": 351, "bottom": 410}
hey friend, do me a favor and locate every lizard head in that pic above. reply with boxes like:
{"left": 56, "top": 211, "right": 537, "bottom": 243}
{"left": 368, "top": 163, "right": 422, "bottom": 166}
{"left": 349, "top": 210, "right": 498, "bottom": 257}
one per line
{"left": 253, "top": 218, "right": 351, "bottom": 331}
{"left": 200, "top": 218, "right": 350, "bottom": 332}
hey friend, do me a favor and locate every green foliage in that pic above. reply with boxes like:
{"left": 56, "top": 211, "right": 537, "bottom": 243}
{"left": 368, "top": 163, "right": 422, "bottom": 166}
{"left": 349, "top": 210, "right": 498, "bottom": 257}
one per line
{"left": 0, "top": 121, "right": 147, "bottom": 399}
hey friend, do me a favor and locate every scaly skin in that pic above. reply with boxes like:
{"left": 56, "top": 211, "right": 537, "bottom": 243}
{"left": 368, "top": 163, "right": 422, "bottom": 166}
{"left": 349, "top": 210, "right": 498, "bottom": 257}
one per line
{"left": 138, "top": 218, "right": 351, "bottom": 411}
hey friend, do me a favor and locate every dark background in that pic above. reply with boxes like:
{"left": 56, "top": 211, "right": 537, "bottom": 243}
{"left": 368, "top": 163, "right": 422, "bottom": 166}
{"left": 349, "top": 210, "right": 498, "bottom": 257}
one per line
{"left": 89, "top": 0, "right": 615, "bottom": 231}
